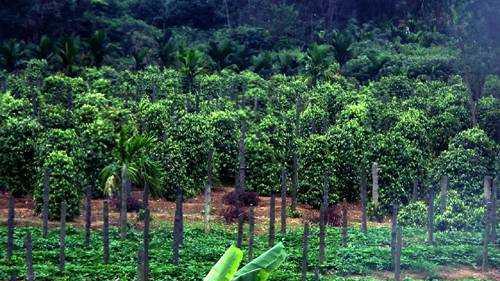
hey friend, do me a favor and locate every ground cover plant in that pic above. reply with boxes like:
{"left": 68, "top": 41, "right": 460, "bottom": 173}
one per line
{"left": 0, "top": 224, "right": 498, "bottom": 281}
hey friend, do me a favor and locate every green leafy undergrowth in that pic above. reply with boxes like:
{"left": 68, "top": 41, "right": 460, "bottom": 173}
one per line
{"left": 0, "top": 225, "right": 498, "bottom": 281}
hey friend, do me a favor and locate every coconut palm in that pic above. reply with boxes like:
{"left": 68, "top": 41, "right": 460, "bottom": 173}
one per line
{"left": 100, "top": 125, "right": 162, "bottom": 239}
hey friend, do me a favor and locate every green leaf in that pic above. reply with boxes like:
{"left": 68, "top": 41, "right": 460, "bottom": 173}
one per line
{"left": 232, "top": 242, "right": 286, "bottom": 281}
{"left": 204, "top": 245, "right": 243, "bottom": 281}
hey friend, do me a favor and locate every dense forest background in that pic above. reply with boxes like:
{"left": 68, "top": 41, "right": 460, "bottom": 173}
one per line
{"left": 1, "top": 0, "right": 499, "bottom": 76}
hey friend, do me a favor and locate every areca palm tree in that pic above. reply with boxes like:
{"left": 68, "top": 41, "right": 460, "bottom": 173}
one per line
{"left": 88, "top": 30, "right": 108, "bottom": 67}
{"left": 100, "top": 126, "right": 162, "bottom": 239}
{"left": 305, "top": 43, "right": 334, "bottom": 85}
{"left": 0, "top": 39, "right": 26, "bottom": 72}
{"left": 56, "top": 36, "right": 81, "bottom": 76}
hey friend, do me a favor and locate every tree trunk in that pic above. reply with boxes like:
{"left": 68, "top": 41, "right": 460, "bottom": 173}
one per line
{"left": 84, "top": 185, "right": 92, "bottom": 247}
{"left": 325, "top": 0, "right": 336, "bottom": 30}
{"left": 360, "top": 170, "right": 367, "bottom": 234}
{"left": 280, "top": 169, "right": 287, "bottom": 236}
{"left": 59, "top": 201, "right": 67, "bottom": 272}
{"left": 301, "top": 222, "right": 310, "bottom": 281}
{"left": 120, "top": 166, "right": 129, "bottom": 239}
{"left": 371, "top": 162, "right": 379, "bottom": 207}
{"left": 248, "top": 205, "right": 255, "bottom": 261}
{"left": 204, "top": 149, "right": 213, "bottom": 233}
{"left": 341, "top": 199, "right": 348, "bottom": 247}
{"left": 42, "top": 168, "right": 50, "bottom": 237}
{"left": 427, "top": 191, "right": 435, "bottom": 245}
{"left": 103, "top": 199, "right": 110, "bottom": 264}
{"left": 439, "top": 175, "right": 448, "bottom": 212}
{"left": 142, "top": 182, "right": 150, "bottom": 281}
{"left": 25, "top": 232, "right": 34, "bottom": 281}
{"left": 412, "top": 179, "right": 419, "bottom": 201}
{"left": 6, "top": 192, "right": 15, "bottom": 260}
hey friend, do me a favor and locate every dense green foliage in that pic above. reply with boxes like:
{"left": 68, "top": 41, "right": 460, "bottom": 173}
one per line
{"left": 0, "top": 1, "right": 498, "bottom": 225}
{"left": 0, "top": 225, "right": 498, "bottom": 281}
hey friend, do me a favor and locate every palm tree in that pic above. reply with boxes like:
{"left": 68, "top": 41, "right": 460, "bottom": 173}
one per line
{"left": 56, "top": 36, "right": 81, "bottom": 76}
{"left": 100, "top": 126, "right": 162, "bottom": 239}
{"left": 330, "top": 30, "right": 353, "bottom": 66}
{"left": 35, "top": 35, "right": 54, "bottom": 61}
{"left": 88, "top": 30, "right": 108, "bottom": 67}
{"left": 158, "top": 38, "right": 178, "bottom": 69}
{"left": 0, "top": 39, "right": 25, "bottom": 72}
{"left": 305, "top": 44, "right": 333, "bottom": 85}
{"left": 132, "top": 47, "right": 149, "bottom": 71}
{"left": 178, "top": 47, "right": 205, "bottom": 91}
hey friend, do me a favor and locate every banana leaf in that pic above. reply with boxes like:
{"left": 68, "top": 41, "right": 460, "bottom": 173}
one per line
{"left": 232, "top": 242, "right": 286, "bottom": 281}
{"left": 204, "top": 245, "right": 244, "bottom": 281}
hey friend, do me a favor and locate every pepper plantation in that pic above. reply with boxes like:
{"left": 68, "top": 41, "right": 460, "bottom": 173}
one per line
{"left": 0, "top": 1, "right": 499, "bottom": 279}
{"left": 0, "top": 62, "right": 498, "bottom": 280}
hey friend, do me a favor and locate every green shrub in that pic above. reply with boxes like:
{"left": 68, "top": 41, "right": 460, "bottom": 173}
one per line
{"left": 399, "top": 190, "right": 485, "bottom": 231}
{"left": 34, "top": 151, "right": 82, "bottom": 220}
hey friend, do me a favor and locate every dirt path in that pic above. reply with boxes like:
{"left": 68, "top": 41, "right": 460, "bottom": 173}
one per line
{"left": 372, "top": 266, "right": 500, "bottom": 280}
{"left": 0, "top": 186, "right": 383, "bottom": 231}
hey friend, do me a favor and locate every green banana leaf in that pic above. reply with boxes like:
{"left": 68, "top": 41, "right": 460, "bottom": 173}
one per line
{"left": 232, "top": 242, "right": 286, "bottom": 281}
{"left": 204, "top": 245, "right": 244, "bottom": 281}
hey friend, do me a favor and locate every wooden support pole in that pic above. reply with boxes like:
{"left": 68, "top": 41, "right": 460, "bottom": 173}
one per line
{"left": 341, "top": 199, "right": 348, "bottom": 247}
{"left": 427, "top": 191, "right": 435, "bottom": 245}
{"left": 204, "top": 149, "right": 213, "bottom": 233}
{"left": 390, "top": 203, "right": 399, "bottom": 264}
{"left": 319, "top": 178, "right": 329, "bottom": 263}
{"left": 172, "top": 185, "right": 183, "bottom": 265}
{"left": 6, "top": 192, "right": 15, "bottom": 261}
{"left": 360, "top": 170, "right": 368, "bottom": 234}
{"left": 103, "top": 199, "right": 110, "bottom": 264}
{"left": 394, "top": 227, "right": 402, "bottom": 281}
{"left": 142, "top": 182, "right": 150, "bottom": 281}
{"left": 371, "top": 162, "right": 379, "bottom": 207}
{"left": 42, "top": 168, "right": 50, "bottom": 238}
{"left": 301, "top": 221, "right": 310, "bottom": 281}
{"left": 491, "top": 176, "right": 497, "bottom": 243}
{"left": 84, "top": 185, "right": 92, "bottom": 247}
{"left": 25, "top": 232, "right": 34, "bottom": 281}
{"left": 59, "top": 201, "right": 67, "bottom": 272}
{"left": 280, "top": 168, "right": 287, "bottom": 236}
{"left": 248, "top": 205, "right": 255, "bottom": 261}
{"left": 269, "top": 185, "right": 276, "bottom": 247}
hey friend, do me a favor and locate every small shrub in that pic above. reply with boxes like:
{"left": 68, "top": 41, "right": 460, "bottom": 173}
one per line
{"left": 223, "top": 190, "right": 259, "bottom": 207}
{"left": 367, "top": 202, "right": 385, "bottom": 222}
{"left": 221, "top": 206, "right": 249, "bottom": 223}
{"left": 111, "top": 196, "right": 143, "bottom": 213}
